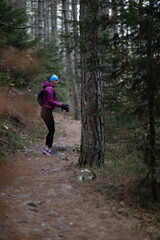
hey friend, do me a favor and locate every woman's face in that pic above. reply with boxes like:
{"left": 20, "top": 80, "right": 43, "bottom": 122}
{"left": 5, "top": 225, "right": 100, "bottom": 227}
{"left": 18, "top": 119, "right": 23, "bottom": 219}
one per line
{"left": 51, "top": 80, "right": 58, "bottom": 86}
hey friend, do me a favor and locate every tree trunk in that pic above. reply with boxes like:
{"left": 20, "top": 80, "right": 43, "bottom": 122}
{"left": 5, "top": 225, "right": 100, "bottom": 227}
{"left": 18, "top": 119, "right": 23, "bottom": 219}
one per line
{"left": 62, "top": 0, "right": 81, "bottom": 120}
{"left": 79, "top": 0, "right": 105, "bottom": 168}
{"left": 72, "top": 0, "right": 81, "bottom": 100}
{"left": 147, "top": 0, "right": 159, "bottom": 201}
{"left": 35, "top": 1, "right": 39, "bottom": 37}
{"left": 148, "top": 91, "right": 159, "bottom": 201}
{"left": 44, "top": 0, "right": 49, "bottom": 41}
{"left": 112, "top": 0, "right": 118, "bottom": 36}
{"left": 30, "top": 0, "right": 34, "bottom": 38}
{"left": 101, "top": 0, "right": 109, "bottom": 15}
{"left": 38, "top": 0, "right": 43, "bottom": 39}
{"left": 51, "top": 0, "right": 58, "bottom": 41}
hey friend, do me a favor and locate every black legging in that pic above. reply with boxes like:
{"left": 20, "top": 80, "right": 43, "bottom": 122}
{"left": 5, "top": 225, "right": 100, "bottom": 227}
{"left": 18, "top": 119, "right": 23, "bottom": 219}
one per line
{"left": 41, "top": 107, "right": 55, "bottom": 148}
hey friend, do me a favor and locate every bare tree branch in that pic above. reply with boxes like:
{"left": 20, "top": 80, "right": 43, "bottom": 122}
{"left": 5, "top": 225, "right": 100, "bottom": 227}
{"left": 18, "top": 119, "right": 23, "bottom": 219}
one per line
{"left": 0, "top": 22, "right": 31, "bottom": 29}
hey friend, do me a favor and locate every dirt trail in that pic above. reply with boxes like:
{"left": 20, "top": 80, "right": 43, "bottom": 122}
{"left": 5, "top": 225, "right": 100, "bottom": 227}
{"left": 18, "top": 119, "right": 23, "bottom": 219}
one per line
{"left": 0, "top": 114, "right": 148, "bottom": 240}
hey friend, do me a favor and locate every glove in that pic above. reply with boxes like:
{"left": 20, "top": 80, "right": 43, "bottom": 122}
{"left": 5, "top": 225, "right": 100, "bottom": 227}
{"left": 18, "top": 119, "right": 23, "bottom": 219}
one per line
{"left": 61, "top": 104, "right": 70, "bottom": 112}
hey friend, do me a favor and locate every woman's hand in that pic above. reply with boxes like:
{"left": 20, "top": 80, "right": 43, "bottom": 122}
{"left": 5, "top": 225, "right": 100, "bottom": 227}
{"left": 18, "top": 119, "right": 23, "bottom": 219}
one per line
{"left": 61, "top": 104, "right": 70, "bottom": 112}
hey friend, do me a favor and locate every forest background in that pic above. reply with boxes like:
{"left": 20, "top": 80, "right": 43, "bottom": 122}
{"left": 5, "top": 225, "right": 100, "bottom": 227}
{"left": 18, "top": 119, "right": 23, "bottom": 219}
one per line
{"left": 0, "top": 0, "right": 160, "bottom": 204}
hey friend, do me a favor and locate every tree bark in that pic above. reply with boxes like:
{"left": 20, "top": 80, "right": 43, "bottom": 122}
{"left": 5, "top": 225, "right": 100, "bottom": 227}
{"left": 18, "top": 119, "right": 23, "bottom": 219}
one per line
{"left": 30, "top": 0, "right": 34, "bottom": 38}
{"left": 17, "top": 0, "right": 26, "bottom": 9}
{"left": 147, "top": 0, "right": 159, "bottom": 201}
{"left": 79, "top": 0, "right": 105, "bottom": 168}
{"left": 62, "top": 0, "right": 81, "bottom": 120}
{"left": 38, "top": 0, "right": 43, "bottom": 39}
{"left": 51, "top": 0, "right": 58, "bottom": 41}
{"left": 72, "top": 0, "right": 81, "bottom": 94}
{"left": 35, "top": 0, "right": 39, "bottom": 37}
{"left": 44, "top": 0, "right": 49, "bottom": 41}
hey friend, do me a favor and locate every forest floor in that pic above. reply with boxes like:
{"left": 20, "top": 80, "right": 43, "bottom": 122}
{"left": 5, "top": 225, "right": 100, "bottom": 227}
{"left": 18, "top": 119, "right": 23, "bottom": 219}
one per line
{"left": 0, "top": 112, "right": 159, "bottom": 240}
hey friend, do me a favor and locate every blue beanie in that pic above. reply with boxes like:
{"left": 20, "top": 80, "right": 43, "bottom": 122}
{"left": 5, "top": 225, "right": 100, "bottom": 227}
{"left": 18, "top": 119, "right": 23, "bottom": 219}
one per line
{"left": 49, "top": 74, "right": 58, "bottom": 81}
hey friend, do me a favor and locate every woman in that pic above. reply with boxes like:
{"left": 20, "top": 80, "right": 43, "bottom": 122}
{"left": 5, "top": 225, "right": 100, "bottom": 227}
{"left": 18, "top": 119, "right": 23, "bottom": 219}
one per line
{"left": 41, "top": 74, "right": 69, "bottom": 156}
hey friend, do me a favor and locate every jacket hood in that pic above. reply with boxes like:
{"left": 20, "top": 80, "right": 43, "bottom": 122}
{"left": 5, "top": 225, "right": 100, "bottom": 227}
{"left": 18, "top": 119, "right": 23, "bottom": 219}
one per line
{"left": 43, "top": 81, "right": 54, "bottom": 89}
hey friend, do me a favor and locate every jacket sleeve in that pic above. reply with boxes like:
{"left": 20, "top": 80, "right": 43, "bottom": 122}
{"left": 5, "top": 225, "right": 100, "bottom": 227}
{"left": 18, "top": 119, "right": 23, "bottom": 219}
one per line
{"left": 45, "top": 87, "right": 62, "bottom": 107}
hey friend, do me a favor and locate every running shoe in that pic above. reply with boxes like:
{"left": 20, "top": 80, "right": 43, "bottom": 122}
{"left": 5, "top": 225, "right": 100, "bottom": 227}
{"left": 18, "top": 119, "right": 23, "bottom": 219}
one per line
{"left": 45, "top": 150, "right": 59, "bottom": 156}
{"left": 42, "top": 148, "right": 48, "bottom": 154}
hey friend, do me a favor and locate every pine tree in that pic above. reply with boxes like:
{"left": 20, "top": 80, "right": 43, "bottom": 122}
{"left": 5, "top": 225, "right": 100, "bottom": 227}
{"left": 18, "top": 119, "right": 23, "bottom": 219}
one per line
{"left": 0, "top": 0, "right": 29, "bottom": 48}
{"left": 102, "top": 0, "right": 160, "bottom": 201}
{"left": 78, "top": 0, "right": 105, "bottom": 167}
{"left": 62, "top": 0, "right": 81, "bottom": 119}
{"left": 0, "top": 0, "right": 38, "bottom": 88}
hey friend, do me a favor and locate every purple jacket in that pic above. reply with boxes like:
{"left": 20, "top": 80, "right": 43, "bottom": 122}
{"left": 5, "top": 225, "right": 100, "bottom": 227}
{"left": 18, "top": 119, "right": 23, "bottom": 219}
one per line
{"left": 42, "top": 81, "right": 62, "bottom": 110}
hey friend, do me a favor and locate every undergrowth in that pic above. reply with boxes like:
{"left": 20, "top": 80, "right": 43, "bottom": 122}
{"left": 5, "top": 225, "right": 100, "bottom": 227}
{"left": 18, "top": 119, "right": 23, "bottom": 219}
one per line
{"left": 0, "top": 112, "right": 45, "bottom": 164}
{"left": 105, "top": 142, "right": 147, "bottom": 179}
{"left": 0, "top": 118, "right": 22, "bottom": 163}
{"left": 101, "top": 142, "right": 160, "bottom": 239}
{"left": 103, "top": 142, "right": 159, "bottom": 207}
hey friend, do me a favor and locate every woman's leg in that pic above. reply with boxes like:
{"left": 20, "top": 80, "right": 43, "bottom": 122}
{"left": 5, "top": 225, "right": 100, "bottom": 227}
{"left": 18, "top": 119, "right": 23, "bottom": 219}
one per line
{"left": 41, "top": 107, "right": 55, "bottom": 149}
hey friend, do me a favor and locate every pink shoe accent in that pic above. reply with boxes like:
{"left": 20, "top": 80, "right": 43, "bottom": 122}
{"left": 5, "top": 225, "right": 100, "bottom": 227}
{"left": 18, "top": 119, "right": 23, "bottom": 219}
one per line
{"left": 45, "top": 151, "right": 53, "bottom": 156}
{"left": 43, "top": 149, "right": 58, "bottom": 156}
{"left": 42, "top": 149, "right": 48, "bottom": 154}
